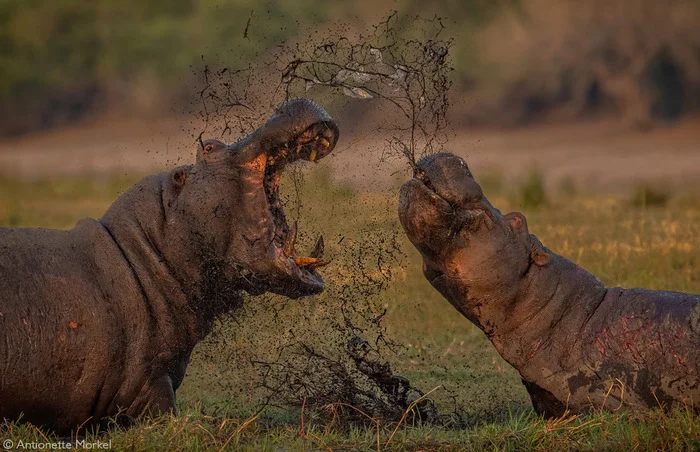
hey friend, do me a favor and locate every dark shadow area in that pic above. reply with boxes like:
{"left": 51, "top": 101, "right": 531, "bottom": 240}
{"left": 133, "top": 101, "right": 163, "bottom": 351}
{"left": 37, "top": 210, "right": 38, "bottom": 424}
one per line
{"left": 647, "top": 49, "right": 685, "bottom": 121}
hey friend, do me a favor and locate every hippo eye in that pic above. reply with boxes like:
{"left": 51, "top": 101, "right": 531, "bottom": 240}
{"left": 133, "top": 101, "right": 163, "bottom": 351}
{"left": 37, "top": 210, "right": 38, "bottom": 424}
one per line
{"left": 201, "top": 139, "right": 226, "bottom": 154}
{"left": 422, "top": 175, "right": 436, "bottom": 192}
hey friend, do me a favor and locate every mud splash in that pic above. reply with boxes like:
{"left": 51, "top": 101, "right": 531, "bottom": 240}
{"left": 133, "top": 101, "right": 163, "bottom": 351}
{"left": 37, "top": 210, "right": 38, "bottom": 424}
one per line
{"left": 181, "top": 12, "right": 456, "bottom": 424}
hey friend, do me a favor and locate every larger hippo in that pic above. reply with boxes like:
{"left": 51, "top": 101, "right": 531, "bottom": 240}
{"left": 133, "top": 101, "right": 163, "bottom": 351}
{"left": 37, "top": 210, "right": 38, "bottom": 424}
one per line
{"left": 0, "top": 98, "right": 339, "bottom": 433}
{"left": 399, "top": 153, "right": 700, "bottom": 417}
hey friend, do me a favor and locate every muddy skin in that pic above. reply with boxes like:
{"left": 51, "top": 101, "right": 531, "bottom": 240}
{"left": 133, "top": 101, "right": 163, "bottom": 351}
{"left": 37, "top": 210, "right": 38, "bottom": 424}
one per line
{"left": 0, "top": 98, "right": 339, "bottom": 433}
{"left": 399, "top": 153, "right": 700, "bottom": 417}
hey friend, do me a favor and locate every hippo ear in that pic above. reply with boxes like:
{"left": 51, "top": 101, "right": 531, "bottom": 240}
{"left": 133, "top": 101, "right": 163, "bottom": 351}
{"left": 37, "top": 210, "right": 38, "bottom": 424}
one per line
{"left": 530, "top": 240, "right": 551, "bottom": 266}
{"left": 171, "top": 168, "right": 188, "bottom": 187}
{"left": 528, "top": 235, "right": 550, "bottom": 266}
{"left": 532, "top": 250, "right": 550, "bottom": 266}
{"left": 507, "top": 212, "right": 527, "bottom": 230}
{"left": 197, "top": 139, "right": 227, "bottom": 163}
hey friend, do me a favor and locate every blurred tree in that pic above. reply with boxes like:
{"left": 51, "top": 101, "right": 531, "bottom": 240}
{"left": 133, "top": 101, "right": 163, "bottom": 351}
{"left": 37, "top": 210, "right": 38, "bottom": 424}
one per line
{"left": 0, "top": 0, "right": 316, "bottom": 134}
{"left": 470, "top": 0, "right": 700, "bottom": 127}
{"left": 0, "top": 0, "right": 101, "bottom": 133}
{"left": 1, "top": 0, "right": 699, "bottom": 135}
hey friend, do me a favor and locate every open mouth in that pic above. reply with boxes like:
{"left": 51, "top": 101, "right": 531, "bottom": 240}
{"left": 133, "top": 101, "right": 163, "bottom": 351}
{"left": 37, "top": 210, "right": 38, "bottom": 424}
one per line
{"left": 262, "top": 120, "right": 338, "bottom": 287}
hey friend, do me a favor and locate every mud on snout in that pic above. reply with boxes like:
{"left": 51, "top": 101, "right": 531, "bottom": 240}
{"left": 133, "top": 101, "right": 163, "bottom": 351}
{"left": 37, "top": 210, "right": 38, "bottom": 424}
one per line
{"left": 398, "top": 153, "right": 538, "bottom": 281}
{"left": 398, "top": 153, "right": 499, "bottom": 256}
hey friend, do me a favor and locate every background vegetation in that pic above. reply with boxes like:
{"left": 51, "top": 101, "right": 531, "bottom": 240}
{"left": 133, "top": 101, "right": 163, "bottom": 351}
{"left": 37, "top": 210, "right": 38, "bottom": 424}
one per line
{"left": 2, "top": 0, "right": 700, "bottom": 135}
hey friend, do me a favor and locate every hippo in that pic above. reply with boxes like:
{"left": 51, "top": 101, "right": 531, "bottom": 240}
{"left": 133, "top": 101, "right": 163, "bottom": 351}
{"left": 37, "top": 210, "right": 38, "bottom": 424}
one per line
{"left": 0, "top": 98, "right": 339, "bottom": 433}
{"left": 398, "top": 153, "right": 700, "bottom": 417}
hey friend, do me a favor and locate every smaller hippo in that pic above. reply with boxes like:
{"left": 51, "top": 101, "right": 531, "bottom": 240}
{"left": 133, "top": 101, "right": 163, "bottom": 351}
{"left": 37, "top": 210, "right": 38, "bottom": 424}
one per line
{"left": 399, "top": 153, "right": 700, "bottom": 417}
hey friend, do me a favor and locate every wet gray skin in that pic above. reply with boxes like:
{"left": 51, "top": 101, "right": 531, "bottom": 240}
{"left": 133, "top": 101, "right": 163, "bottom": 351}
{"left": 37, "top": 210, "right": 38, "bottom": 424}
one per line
{"left": 399, "top": 153, "right": 700, "bottom": 417}
{"left": 0, "top": 98, "right": 339, "bottom": 433}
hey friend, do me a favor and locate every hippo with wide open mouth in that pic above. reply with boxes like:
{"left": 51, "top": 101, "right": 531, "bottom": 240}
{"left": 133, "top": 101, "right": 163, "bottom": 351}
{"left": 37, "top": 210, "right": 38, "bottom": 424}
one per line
{"left": 399, "top": 153, "right": 700, "bottom": 417}
{"left": 0, "top": 98, "right": 339, "bottom": 433}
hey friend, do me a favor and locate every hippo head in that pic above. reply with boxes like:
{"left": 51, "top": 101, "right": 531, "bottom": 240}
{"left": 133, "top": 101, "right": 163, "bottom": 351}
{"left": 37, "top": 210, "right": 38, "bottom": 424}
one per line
{"left": 398, "top": 153, "right": 549, "bottom": 328}
{"left": 163, "top": 98, "right": 339, "bottom": 299}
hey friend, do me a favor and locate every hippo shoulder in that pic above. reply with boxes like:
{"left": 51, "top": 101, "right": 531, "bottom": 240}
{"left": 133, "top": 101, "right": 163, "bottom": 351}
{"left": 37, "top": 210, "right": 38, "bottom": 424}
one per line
{"left": 0, "top": 218, "right": 130, "bottom": 310}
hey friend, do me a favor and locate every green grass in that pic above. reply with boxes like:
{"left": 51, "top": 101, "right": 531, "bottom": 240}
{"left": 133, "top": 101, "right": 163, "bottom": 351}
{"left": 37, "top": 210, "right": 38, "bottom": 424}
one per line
{"left": 2, "top": 166, "right": 700, "bottom": 450}
{"left": 516, "top": 168, "right": 547, "bottom": 210}
{"left": 631, "top": 183, "right": 671, "bottom": 209}
{"left": 0, "top": 174, "right": 140, "bottom": 228}
{"left": 2, "top": 408, "right": 699, "bottom": 451}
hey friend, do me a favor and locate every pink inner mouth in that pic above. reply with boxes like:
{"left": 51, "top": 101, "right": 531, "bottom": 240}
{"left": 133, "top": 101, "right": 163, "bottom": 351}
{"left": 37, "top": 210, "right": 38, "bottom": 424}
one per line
{"left": 262, "top": 122, "right": 336, "bottom": 274}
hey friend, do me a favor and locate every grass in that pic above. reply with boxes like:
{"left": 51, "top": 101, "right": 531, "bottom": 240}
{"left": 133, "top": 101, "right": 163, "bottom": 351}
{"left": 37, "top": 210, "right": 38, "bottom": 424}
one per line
{"left": 516, "top": 168, "right": 547, "bottom": 210}
{"left": 631, "top": 183, "right": 671, "bottom": 208}
{"left": 2, "top": 407, "right": 699, "bottom": 451}
{"left": 1, "top": 165, "right": 700, "bottom": 450}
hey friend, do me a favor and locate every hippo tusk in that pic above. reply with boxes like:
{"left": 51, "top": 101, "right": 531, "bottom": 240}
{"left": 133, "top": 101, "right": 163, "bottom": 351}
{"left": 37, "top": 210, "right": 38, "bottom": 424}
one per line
{"left": 310, "top": 235, "right": 324, "bottom": 259}
{"left": 294, "top": 257, "right": 330, "bottom": 269}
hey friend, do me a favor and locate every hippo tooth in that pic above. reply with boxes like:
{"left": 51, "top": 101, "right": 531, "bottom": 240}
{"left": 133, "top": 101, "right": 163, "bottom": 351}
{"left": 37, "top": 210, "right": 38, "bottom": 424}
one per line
{"left": 297, "top": 129, "right": 315, "bottom": 143}
{"left": 318, "top": 137, "right": 331, "bottom": 149}
{"left": 284, "top": 220, "right": 297, "bottom": 256}
{"left": 295, "top": 143, "right": 303, "bottom": 153}
{"left": 309, "top": 149, "right": 318, "bottom": 161}
{"left": 310, "top": 235, "right": 324, "bottom": 259}
{"left": 294, "top": 257, "right": 330, "bottom": 269}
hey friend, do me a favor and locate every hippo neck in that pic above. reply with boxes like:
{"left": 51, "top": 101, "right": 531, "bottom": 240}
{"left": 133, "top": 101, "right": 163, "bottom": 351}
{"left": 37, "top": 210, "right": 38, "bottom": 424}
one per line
{"left": 100, "top": 173, "right": 224, "bottom": 346}
{"left": 494, "top": 252, "right": 607, "bottom": 371}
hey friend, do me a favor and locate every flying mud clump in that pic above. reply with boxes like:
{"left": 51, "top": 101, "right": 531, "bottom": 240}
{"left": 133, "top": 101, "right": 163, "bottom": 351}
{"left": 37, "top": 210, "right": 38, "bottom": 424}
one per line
{"left": 254, "top": 336, "right": 437, "bottom": 423}
{"left": 279, "top": 11, "right": 453, "bottom": 168}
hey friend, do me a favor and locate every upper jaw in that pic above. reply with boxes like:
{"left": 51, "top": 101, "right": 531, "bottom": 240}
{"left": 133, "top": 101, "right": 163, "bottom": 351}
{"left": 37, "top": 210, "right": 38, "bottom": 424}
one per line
{"left": 224, "top": 98, "right": 340, "bottom": 164}
{"left": 412, "top": 153, "right": 486, "bottom": 208}
{"left": 410, "top": 154, "right": 503, "bottom": 228}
